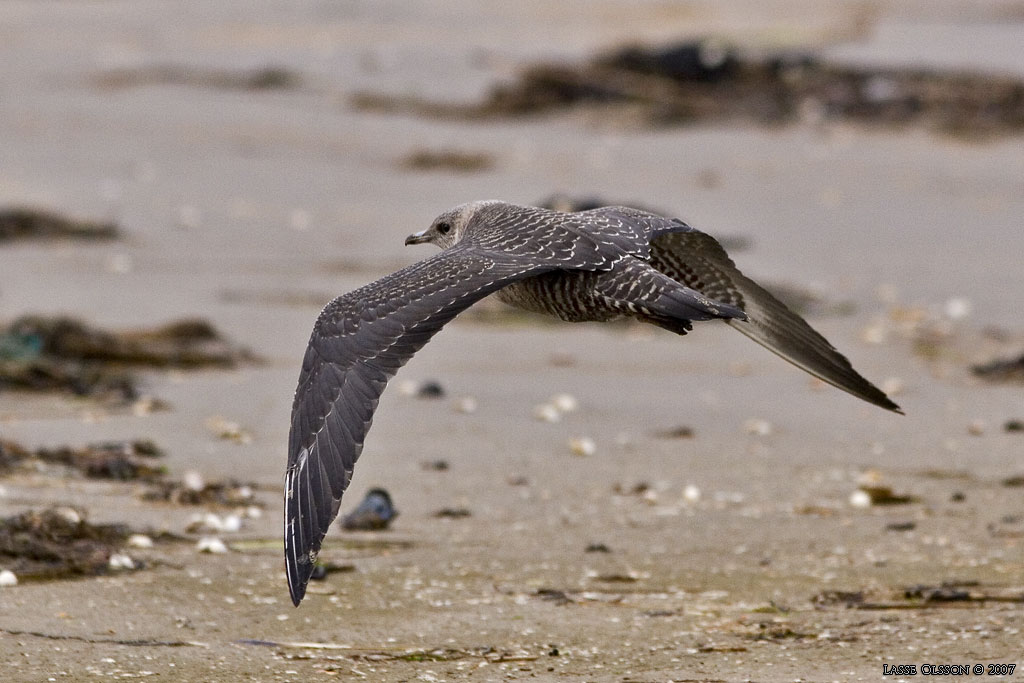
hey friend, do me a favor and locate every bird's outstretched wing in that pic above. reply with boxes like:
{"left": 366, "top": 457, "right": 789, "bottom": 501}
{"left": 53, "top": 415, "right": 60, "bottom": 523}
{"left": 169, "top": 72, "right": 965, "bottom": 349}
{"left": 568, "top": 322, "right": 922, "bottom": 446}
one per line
{"left": 285, "top": 247, "right": 557, "bottom": 606}
{"left": 649, "top": 229, "right": 902, "bottom": 413}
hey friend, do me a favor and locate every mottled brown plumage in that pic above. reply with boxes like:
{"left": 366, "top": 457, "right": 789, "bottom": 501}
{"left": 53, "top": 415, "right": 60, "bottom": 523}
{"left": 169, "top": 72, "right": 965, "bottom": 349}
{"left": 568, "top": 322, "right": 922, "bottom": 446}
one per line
{"left": 285, "top": 201, "right": 900, "bottom": 606}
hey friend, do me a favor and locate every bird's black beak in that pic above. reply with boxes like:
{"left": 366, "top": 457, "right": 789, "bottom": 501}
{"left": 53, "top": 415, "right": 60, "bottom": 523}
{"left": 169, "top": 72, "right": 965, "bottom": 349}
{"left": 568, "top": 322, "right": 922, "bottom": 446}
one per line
{"left": 405, "top": 230, "right": 430, "bottom": 246}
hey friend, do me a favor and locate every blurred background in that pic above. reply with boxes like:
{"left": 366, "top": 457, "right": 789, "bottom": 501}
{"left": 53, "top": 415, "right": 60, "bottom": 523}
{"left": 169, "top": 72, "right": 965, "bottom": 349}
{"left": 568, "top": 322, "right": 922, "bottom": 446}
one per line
{"left": 0, "top": 1, "right": 1022, "bottom": 679}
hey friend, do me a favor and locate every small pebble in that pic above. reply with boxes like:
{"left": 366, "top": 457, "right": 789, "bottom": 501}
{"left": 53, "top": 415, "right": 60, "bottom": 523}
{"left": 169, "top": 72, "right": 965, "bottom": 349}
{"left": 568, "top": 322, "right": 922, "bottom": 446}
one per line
{"left": 967, "top": 419, "right": 986, "bottom": 436}
{"left": 0, "top": 569, "right": 17, "bottom": 587}
{"left": 53, "top": 507, "right": 82, "bottom": 525}
{"left": 105, "top": 254, "right": 133, "bottom": 275}
{"left": 205, "top": 415, "right": 253, "bottom": 444}
{"left": 743, "top": 418, "right": 773, "bottom": 437}
{"left": 433, "top": 507, "right": 471, "bottom": 518}
{"left": 568, "top": 437, "right": 596, "bottom": 457}
{"left": 342, "top": 488, "right": 398, "bottom": 530}
{"left": 682, "top": 484, "right": 702, "bottom": 503}
{"left": 944, "top": 297, "right": 972, "bottom": 320}
{"left": 860, "top": 321, "right": 888, "bottom": 345}
{"left": 881, "top": 377, "right": 904, "bottom": 396}
{"left": 221, "top": 514, "right": 243, "bottom": 533}
{"left": 108, "top": 553, "right": 135, "bottom": 570}
{"left": 416, "top": 380, "right": 445, "bottom": 399}
{"left": 849, "top": 490, "right": 872, "bottom": 508}
{"left": 196, "top": 537, "right": 228, "bottom": 554}
{"left": 127, "top": 534, "right": 154, "bottom": 549}
{"left": 585, "top": 543, "right": 611, "bottom": 553}
{"left": 533, "top": 403, "right": 561, "bottom": 423}
{"left": 397, "top": 380, "right": 419, "bottom": 397}
{"left": 656, "top": 425, "right": 695, "bottom": 439}
{"left": 183, "top": 470, "right": 205, "bottom": 491}
{"left": 550, "top": 393, "right": 578, "bottom": 413}
{"left": 1004, "top": 419, "right": 1023, "bottom": 433}
{"left": 455, "top": 396, "right": 478, "bottom": 414}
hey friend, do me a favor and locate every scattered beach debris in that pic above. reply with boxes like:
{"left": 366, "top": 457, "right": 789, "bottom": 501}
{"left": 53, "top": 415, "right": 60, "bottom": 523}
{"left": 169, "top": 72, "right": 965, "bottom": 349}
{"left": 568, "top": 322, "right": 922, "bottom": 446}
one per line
{"left": 814, "top": 583, "right": 1024, "bottom": 610}
{"left": 1005, "top": 419, "right": 1024, "bottom": 433}
{"left": 532, "top": 403, "right": 561, "bottom": 423}
{"left": 195, "top": 536, "right": 229, "bottom": 554}
{"left": 0, "top": 569, "right": 17, "bottom": 587}
{"left": 535, "top": 588, "right": 574, "bottom": 606}
{"left": 1000, "top": 475, "right": 1024, "bottom": 488}
{"left": 967, "top": 419, "right": 987, "bottom": 436}
{"left": 399, "top": 379, "right": 447, "bottom": 399}
{"left": 682, "top": 483, "right": 702, "bottom": 504}
{"left": 972, "top": 353, "right": 1024, "bottom": 383}
{"left": 584, "top": 542, "right": 611, "bottom": 553}
{"left": 549, "top": 393, "right": 578, "bottom": 413}
{"left": 849, "top": 485, "right": 917, "bottom": 507}
{"left": 454, "top": 396, "right": 478, "bottom": 414}
{"left": 905, "top": 583, "right": 972, "bottom": 602}
{"left": 885, "top": 521, "right": 916, "bottom": 532}
{"left": 127, "top": 534, "right": 154, "bottom": 549}
{"left": 0, "top": 507, "right": 132, "bottom": 580}
{"left": 399, "top": 148, "right": 494, "bottom": 172}
{"left": 433, "top": 507, "right": 471, "bottom": 519}
{"left": 107, "top": 552, "right": 135, "bottom": 571}
{"left": 93, "top": 64, "right": 301, "bottom": 92}
{"left": 185, "top": 512, "right": 244, "bottom": 535}
{"left": 0, "top": 438, "right": 165, "bottom": 481}
{"left": 534, "top": 393, "right": 579, "bottom": 424}
{"left": 812, "top": 590, "right": 865, "bottom": 607}
{"left": 421, "top": 459, "right": 450, "bottom": 471}
{"left": 654, "top": 425, "right": 695, "bottom": 439}
{"left": 205, "top": 415, "right": 253, "bottom": 444}
{"left": 0, "top": 316, "right": 257, "bottom": 404}
{"left": 590, "top": 570, "right": 643, "bottom": 583}
{"left": 140, "top": 475, "right": 261, "bottom": 508}
{"left": 743, "top": 418, "right": 773, "bottom": 437}
{"left": 341, "top": 489, "right": 398, "bottom": 530}
{"left": 0, "top": 207, "right": 119, "bottom": 243}
{"left": 568, "top": 436, "right": 596, "bottom": 457}
{"left": 613, "top": 481, "right": 652, "bottom": 496}
{"left": 352, "top": 38, "right": 1024, "bottom": 138}
{"left": 2, "top": 316, "right": 255, "bottom": 369}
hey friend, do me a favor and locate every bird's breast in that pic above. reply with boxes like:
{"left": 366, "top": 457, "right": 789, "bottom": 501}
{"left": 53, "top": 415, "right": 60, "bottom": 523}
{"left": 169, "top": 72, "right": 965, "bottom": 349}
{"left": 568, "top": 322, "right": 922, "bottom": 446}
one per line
{"left": 494, "top": 272, "right": 623, "bottom": 323}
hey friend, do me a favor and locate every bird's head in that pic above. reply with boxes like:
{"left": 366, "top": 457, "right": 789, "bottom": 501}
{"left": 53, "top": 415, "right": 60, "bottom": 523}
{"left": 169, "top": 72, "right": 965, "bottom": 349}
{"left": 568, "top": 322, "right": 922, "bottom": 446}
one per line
{"left": 405, "top": 200, "right": 503, "bottom": 250}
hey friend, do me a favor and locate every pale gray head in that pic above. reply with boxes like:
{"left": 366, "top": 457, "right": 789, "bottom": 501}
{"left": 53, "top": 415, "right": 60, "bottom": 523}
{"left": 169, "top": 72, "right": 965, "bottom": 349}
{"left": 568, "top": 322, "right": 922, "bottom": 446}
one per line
{"left": 405, "top": 200, "right": 505, "bottom": 250}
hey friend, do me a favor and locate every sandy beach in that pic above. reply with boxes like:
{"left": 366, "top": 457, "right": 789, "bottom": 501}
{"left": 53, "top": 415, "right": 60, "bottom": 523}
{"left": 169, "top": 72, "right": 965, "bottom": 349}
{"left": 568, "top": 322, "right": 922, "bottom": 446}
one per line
{"left": 1, "top": 1, "right": 1022, "bottom": 680}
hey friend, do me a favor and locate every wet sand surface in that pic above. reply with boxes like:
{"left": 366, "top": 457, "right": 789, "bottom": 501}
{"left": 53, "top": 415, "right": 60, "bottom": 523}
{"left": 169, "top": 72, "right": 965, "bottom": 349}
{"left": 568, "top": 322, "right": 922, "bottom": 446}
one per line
{"left": 1, "top": 2, "right": 1023, "bottom": 681}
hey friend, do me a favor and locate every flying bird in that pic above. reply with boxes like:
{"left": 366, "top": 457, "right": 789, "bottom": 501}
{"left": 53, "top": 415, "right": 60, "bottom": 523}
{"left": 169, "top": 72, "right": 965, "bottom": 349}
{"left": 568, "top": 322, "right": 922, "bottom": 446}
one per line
{"left": 284, "top": 200, "right": 900, "bottom": 605}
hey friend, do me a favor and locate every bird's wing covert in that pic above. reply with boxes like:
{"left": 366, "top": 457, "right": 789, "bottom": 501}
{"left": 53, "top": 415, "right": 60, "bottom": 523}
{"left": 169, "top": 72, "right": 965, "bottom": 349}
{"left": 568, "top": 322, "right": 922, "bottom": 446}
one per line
{"left": 649, "top": 230, "right": 901, "bottom": 413}
{"left": 285, "top": 247, "right": 557, "bottom": 605}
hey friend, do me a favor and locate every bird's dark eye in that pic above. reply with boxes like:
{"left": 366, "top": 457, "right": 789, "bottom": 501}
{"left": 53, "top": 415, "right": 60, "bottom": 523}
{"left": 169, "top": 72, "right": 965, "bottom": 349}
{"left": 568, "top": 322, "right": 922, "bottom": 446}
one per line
{"left": 437, "top": 221, "right": 451, "bottom": 235}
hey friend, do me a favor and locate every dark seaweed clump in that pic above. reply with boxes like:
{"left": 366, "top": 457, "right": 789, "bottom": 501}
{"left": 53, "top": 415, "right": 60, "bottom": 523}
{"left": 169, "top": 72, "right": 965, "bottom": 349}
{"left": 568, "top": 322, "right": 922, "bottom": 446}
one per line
{"left": 0, "top": 438, "right": 165, "bottom": 481}
{"left": 0, "top": 208, "right": 119, "bottom": 243}
{"left": 0, "top": 508, "right": 130, "bottom": 579}
{"left": 0, "top": 316, "right": 258, "bottom": 403}
{"left": 353, "top": 38, "right": 1024, "bottom": 139}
